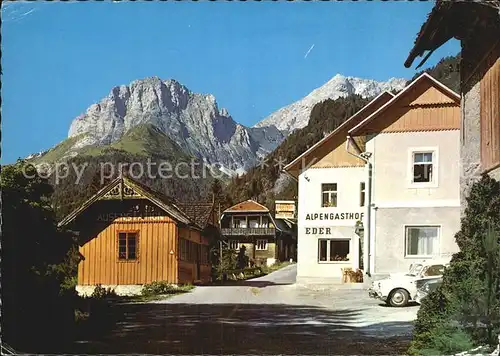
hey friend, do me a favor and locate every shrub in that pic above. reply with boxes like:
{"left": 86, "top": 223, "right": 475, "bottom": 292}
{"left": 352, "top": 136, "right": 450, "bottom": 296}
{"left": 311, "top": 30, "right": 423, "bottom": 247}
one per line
{"left": 91, "top": 284, "right": 117, "bottom": 299}
{"left": 412, "top": 326, "right": 475, "bottom": 356}
{"left": 61, "top": 276, "right": 78, "bottom": 292}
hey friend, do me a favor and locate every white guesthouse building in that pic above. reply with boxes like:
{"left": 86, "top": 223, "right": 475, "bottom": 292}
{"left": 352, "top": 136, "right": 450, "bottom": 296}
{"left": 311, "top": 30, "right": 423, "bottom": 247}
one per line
{"left": 284, "top": 73, "right": 462, "bottom": 284}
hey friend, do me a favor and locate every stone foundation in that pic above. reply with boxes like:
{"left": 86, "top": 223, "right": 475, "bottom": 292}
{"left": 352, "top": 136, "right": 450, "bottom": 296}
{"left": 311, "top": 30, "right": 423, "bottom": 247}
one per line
{"left": 76, "top": 285, "right": 143, "bottom": 297}
{"left": 295, "top": 276, "right": 365, "bottom": 290}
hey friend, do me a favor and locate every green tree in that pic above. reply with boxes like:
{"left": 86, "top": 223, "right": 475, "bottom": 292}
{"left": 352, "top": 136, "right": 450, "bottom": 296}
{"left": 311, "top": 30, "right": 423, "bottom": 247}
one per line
{"left": 410, "top": 54, "right": 461, "bottom": 93}
{"left": 410, "top": 175, "right": 500, "bottom": 355}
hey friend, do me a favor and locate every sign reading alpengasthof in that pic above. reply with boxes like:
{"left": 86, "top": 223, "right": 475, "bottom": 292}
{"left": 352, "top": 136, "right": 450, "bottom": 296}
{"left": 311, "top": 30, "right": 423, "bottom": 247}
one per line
{"left": 305, "top": 212, "right": 364, "bottom": 221}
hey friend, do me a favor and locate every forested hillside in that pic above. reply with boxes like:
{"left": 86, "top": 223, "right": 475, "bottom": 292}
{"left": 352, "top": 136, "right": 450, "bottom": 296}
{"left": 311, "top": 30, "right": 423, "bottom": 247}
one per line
{"left": 410, "top": 54, "right": 460, "bottom": 93}
{"left": 45, "top": 124, "right": 217, "bottom": 220}
{"left": 226, "top": 95, "right": 370, "bottom": 208}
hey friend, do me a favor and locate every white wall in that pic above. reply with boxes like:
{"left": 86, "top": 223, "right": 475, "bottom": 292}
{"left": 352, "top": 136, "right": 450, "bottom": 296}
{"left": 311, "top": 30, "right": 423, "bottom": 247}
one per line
{"left": 373, "top": 207, "right": 460, "bottom": 274}
{"left": 366, "top": 130, "right": 461, "bottom": 275}
{"left": 297, "top": 167, "right": 365, "bottom": 282}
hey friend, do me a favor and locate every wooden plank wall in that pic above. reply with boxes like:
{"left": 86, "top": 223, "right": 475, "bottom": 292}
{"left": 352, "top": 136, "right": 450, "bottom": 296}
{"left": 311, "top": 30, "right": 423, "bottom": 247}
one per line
{"left": 311, "top": 131, "right": 365, "bottom": 169}
{"left": 378, "top": 105, "right": 460, "bottom": 133}
{"left": 480, "top": 44, "right": 500, "bottom": 172}
{"left": 78, "top": 216, "right": 178, "bottom": 285}
{"left": 177, "top": 228, "right": 211, "bottom": 284}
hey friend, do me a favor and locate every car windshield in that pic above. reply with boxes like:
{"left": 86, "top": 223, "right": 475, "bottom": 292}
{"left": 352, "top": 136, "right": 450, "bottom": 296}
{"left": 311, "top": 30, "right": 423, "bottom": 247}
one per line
{"left": 423, "top": 264, "right": 446, "bottom": 276}
{"left": 407, "top": 264, "right": 423, "bottom": 276}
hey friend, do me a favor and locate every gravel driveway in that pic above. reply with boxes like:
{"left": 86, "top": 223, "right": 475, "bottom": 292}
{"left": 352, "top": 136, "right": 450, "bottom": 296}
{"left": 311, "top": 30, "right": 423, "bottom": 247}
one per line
{"left": 72, "top": 264, "right": 418, "bottom": 354}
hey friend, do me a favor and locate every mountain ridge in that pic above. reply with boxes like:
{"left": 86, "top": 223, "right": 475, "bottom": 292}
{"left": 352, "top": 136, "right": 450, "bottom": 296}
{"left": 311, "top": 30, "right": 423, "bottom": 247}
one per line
{"left": 254, "top": 74, "right": 407, "bottom": 133}
{"left": 226, "top": 54, "right": 461, "bottom": 206}
{"left": 28, "top": 74, "right": 407, "bottom": 175}
{"left": 67, "top": 76, "right": 284, "bottom": 174}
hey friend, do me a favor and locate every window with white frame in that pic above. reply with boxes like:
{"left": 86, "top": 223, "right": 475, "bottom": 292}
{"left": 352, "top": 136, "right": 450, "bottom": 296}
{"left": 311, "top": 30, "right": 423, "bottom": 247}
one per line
{"left": 321, "top": 183, "right": 338, "bottom": 207}
{"left": 318, "top": 239, "right": 350, "bottom": 262}
{"left": 405, "top": 226, "right": 439, "bottom": 257}
{"left": 228, "top": 240, "right": 239, "bottom": 250}
{"left": 412, "top": 152, "right": 434, "bottom": 183}
{"left": 256, "top": 239, "right": 268, "bottom": 250}
{"left": 360, "top": 182, "right": 366, "bottom": 207}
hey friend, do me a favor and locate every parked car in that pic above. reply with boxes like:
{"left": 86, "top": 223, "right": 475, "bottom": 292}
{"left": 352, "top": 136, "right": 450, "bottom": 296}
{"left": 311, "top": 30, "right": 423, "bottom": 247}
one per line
{"left": 368, "top": 260, "right": 448, "bottom": 307}
{"left": 415, "top": 277, "right": 443, "bottom": 304}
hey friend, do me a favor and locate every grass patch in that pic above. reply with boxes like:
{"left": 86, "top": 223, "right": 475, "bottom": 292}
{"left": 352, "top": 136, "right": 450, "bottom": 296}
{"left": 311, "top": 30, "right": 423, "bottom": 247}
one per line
{"left": 141, "top": 281, "right": 195, "bottom": 297}
{"left": 30, "top": 134, "right": 87, "bottom": 164}
{"left": 80, "top": 124, "right": 192, "bottom": 160}
{"left": 212, "top": 261, "right": 294, "bottom": 284}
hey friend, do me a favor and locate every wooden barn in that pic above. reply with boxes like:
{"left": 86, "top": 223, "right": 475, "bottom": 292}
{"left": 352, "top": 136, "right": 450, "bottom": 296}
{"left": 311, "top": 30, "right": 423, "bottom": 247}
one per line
{"left": 58, "top": 176, "right": 218, "bottom": 295}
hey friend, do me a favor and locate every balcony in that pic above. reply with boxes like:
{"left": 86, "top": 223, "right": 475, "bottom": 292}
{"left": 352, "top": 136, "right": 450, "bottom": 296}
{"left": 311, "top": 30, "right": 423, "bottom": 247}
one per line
{"left": 221, "top": 227, "right": 276, "bottom": 236}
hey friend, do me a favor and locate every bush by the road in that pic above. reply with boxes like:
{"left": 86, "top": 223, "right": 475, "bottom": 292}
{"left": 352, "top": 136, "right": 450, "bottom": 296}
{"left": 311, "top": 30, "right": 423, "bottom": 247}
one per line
{"left": 141, "top": 281, "right": 194, "bottom": 296}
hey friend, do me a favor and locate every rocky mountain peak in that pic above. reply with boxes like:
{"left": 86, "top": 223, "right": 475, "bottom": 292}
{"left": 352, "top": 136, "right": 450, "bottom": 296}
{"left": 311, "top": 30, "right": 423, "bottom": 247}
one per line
{"left": 49, "top": 74, "right": 407, "bottom": 175}
{"left": 254, "top": 74, "right": 407, "bottom": 132}
{"left": 67, "top": 77, "right": 283, "bottom": 174}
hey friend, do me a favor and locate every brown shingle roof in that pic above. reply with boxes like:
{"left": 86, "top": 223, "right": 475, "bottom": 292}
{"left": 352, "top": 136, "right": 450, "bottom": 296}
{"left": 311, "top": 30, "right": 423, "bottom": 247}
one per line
{"left": 177, "top": 202, "right": 215, "bottom": 229}
{"left": 223, "top": 200, "right": 269, "bottom": 213}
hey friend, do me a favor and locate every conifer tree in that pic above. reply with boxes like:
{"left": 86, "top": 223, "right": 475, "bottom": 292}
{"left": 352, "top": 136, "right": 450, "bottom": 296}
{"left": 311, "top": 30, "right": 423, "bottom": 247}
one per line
{"left": 410, "top": 175, "right": 500, "bottom": 355}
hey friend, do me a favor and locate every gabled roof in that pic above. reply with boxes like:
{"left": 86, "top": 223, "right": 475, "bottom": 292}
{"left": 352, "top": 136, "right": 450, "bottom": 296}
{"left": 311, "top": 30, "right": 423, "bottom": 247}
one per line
{"left": 223, "top": 200, "right": 269, "bottom": 213}
{"left": 58, "top": 176, "right": 193, "bottom": 228}
{"left": 348, "top": 73, "right": 460, "bottom": 136}
{"left": 177, "top": 202, "right": 215, "bottom": 229}
{"left": 273, "top": 218, "right": 295, "bottom": 234}
{"left": 283, "top": 91, "right": 395, "bottom": 174}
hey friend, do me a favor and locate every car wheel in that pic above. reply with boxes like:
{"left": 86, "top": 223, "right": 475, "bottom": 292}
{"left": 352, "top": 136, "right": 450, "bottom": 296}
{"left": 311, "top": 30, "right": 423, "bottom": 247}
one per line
{"left": 389, "top": 288, "right": 409, "bottom": 307}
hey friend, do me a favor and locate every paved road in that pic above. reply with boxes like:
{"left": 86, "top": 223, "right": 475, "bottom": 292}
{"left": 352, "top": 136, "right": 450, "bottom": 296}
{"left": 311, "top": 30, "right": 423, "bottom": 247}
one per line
{"left": 72, "top": 264, "right": 418, "bottom": 355}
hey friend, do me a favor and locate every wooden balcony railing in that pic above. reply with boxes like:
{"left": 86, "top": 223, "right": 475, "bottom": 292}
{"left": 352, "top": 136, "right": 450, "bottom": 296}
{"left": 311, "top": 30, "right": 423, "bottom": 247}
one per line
{"left": 221, "top": 227, "right": 276, "bottom": 236}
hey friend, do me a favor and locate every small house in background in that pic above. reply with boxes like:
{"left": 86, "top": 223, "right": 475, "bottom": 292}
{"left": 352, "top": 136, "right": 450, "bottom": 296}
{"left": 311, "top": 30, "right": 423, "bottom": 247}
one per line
{"left": 405, "top": 0, "right": 500, "bottom": 203}
{"left": 58, "top": 175, "right": 218, "bottom": 296}
{"left": 219, "top": 200, "right": 296, "bottom": 266}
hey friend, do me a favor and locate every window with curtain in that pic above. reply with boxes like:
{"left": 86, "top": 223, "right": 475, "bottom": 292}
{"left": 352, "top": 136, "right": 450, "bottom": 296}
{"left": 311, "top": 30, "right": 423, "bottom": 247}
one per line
{"left": 248, "top": 217, "right": 260, "bottom": 228}
{"left": 256, "top": 239, "right": 268, "bottom": 250}
{"left": 321, "top": 183, "right": 338, "bottom": 207}
{"left": 406, "top": 226, "right": 439, "bottom": 256}
{"left": 233, "top": 217, "right": 246, "bottom": 228}
{"left": 318, "top": 239, "right": 350, "bottom": 262}
{"left": 412, "top": 152, "right": 434, "bottom": 183}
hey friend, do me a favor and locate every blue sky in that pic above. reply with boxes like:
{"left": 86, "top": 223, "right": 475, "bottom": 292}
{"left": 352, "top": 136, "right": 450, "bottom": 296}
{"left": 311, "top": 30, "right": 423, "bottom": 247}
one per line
{"left": 2, "top": 1, "right": 459, "bottom": 164}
